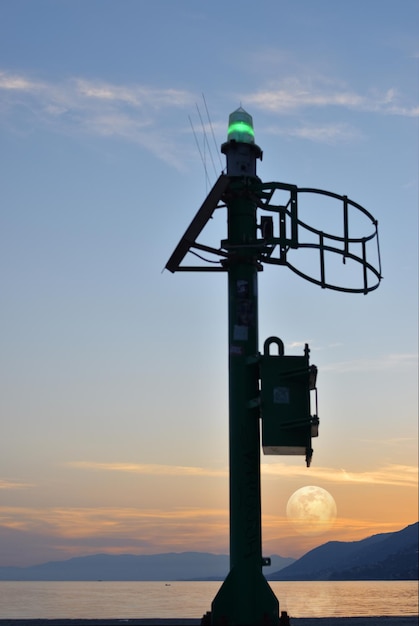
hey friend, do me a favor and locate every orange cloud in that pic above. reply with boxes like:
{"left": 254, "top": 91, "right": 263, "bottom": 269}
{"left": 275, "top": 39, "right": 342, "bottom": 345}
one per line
{"left": 0, "top": 500, "right": 415, "bottom": 563}
{"left": 0, "top": 479, "right": 33, "bottom": 490}
{"left": 261, "top": 462, "right": 418, "bottom": 488}
{"left": 67, "top": 460, "right": 417, "bottom": 488}
{"left": 0, "top": 505, "right": 229, "bottom": 553}
{"left": 68, "top": 461, "right": 228, "bottom": 478}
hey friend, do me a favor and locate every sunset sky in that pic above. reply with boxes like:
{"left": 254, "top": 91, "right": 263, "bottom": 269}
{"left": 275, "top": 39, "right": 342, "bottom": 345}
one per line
{"left": 1, "top": 1, "right": 417, "bottom": 567}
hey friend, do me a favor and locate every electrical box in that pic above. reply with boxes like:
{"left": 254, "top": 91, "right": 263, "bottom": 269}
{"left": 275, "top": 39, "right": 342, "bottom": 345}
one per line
{"left": 259, "top": 337, "right": 318, "bottom": 467}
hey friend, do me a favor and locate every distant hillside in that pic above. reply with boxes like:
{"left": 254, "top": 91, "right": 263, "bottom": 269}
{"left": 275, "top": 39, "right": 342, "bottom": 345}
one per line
{"left": 269, "top": 522, "right": 418, "bottom": 581}
{"left": 1, "top": 523, "right": 416, "bottom": 581}
{"left": 0, "top": 551, "right": 294, "bottom": 581}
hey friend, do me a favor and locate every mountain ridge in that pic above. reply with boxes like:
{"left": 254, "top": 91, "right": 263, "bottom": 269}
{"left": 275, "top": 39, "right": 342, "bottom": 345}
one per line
{"left": 0, "top": 551, "right": 293, "bottom": 581}
{"left": 269, "top": 521, "right": 418, "bottom": 581}
{"left": 0, "top": 522, "right": 416, "bottom": 581}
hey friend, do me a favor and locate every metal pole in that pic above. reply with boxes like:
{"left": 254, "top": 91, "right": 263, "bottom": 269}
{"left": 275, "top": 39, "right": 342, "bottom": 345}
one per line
{"left": 210, "top": 111, "right": 279, "bottom": 625}
{"left": 227, "top": 178, "right": 262, "bottom": 571}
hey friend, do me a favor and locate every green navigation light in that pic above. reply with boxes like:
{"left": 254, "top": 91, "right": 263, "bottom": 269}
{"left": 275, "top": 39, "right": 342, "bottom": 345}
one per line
{"left": 227, "top": 107, "right": 255, "bottom": 144}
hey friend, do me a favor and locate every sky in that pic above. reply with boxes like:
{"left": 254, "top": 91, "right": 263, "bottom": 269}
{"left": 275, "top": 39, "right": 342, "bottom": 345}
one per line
{"left": 0, "top": 0, "right": 417, "bottom": 568}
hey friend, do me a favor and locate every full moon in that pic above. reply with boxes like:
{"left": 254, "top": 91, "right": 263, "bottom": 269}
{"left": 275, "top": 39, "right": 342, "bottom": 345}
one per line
{"left": 286, "top": 486, "right": 337, "bottom": 536}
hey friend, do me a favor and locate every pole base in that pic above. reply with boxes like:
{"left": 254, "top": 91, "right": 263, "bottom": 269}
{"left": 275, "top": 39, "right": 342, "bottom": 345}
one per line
{"left": 209, "top": 565, "right": 280, "bottom": 625}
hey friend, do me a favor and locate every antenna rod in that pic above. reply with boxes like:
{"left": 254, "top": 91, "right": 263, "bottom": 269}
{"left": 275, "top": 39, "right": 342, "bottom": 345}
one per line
{"left": 188, "top": 114, "right": 211, "bottom": 190}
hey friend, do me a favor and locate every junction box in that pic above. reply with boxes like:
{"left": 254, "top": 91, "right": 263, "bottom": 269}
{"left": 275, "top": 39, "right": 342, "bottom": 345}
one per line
{"left": 259, "top": 337, "right": 319, "bottom": 467}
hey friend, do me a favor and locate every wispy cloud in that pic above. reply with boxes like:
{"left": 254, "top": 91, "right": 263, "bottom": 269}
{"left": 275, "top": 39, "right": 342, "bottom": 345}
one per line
{"left": 287, "top": 340, "right": 312, "bottom": 349}
{"left": 0, "top": 72, "right": 43, "bottom": 92}
{"left": 68, "top": 461, "right": 228, "bottom": 478}
{"left": 322, "top": 352, "right": 417, "bottom": 373}
{"left": 281, "top": 122, "right": 362, "bottom": 144}
{"left": 245, "top": 78, "right": 419, "bottom": 117}
{"left": 1, "top": 502, "right": 413, "bottom": 564}
{"left": 67, "top": 459, "right": 417, "bottom": 488}
{"left": 0, "top": 505, "right": 230, "bottom": 561}
{"left": 0, "top": 479, "right": 32, "bottom": 490}
{"left": 0, "top": 70, "right": 195, "bottom": 168}
{"left": 261, "top": 462, "right": 418, "bottom": 488}
{"left": 75, "top": 79, "right": 192, "bottom": 108}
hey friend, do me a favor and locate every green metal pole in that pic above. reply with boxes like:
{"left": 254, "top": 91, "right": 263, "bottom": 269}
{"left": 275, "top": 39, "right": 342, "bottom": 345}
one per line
{"left": 210, "top": 110, "right": 279, "bottom": 625}
{"left": 228, "top": 180, "right": 262, "bottom": 568}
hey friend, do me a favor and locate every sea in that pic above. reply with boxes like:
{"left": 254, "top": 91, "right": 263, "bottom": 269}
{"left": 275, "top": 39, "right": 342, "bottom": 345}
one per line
{"left": 0, "top": 581, "right": 417, "bottom": 619}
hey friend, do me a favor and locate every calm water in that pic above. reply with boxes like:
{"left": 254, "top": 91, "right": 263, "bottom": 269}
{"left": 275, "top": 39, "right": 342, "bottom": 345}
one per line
{"left": 0, "top": 581, "right": 417, "bottom": 619}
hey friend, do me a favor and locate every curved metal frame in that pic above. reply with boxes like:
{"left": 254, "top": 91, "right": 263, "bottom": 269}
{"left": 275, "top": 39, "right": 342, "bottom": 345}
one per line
{"left": 254, "top": 183, "right": 382, "bottom": 294}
